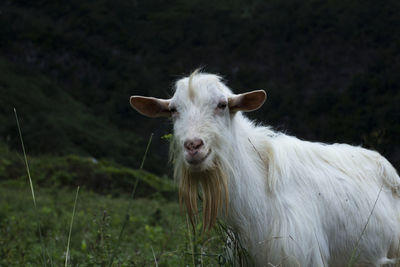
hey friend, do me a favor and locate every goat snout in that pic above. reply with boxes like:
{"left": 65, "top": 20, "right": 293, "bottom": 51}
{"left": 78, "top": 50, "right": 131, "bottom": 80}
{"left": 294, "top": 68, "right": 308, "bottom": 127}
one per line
{"left": 184, "top": 138, "right": 204, "bottom": 155}
{"left": 183, "top": 138, "right": 210, "bottom": 166}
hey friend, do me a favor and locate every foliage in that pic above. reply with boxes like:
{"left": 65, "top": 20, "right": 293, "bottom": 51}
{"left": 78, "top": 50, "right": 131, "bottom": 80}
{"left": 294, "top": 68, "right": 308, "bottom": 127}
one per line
{"left": 0, "top": 0, "right": 398, "bottom": 173}
{"left": 0, "top": 56, "right": 154, "bottom": 172}
{"left": 0, "top": 141, "right": 174, "bottom": 198}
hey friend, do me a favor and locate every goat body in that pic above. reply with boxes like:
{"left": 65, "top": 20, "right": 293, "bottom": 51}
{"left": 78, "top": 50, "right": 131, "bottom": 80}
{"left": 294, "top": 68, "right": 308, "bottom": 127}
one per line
{"left": 222, "top": 114, "right": 399, "bottom": 266}
{"left": 130, "top": 71, "right": 400, "bottom": 266}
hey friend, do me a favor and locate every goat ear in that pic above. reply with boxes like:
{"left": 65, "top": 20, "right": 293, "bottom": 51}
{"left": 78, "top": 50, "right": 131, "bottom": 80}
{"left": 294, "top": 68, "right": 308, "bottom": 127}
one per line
{"left": 130, "top": 96, "right": 171, "bottom": 118}
{"left": 228, "top": 90, "right": 267, "bottom": 112}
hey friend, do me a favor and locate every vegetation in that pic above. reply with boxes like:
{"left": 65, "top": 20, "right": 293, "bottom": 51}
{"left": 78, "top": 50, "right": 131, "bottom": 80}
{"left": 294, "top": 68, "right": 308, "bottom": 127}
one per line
{"left": 0, "top": 0, "right": 398, "bottom": 173}
{"left": 0, "top": 141, "right": 174, "bottom": 198}
{"left": 0, "top": 180, "right": 228, "bottom": 266}
{"left": 0, "top": 141, "right": 233, "bottom": 266}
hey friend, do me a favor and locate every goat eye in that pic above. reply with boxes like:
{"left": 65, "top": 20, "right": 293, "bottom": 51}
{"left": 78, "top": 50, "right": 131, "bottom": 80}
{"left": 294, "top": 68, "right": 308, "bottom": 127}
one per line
{"left": 217, "top": 102, "right": 227, "bottom": 109}
{"left": 170, "top": 107, "right": 177, "bottom": 114}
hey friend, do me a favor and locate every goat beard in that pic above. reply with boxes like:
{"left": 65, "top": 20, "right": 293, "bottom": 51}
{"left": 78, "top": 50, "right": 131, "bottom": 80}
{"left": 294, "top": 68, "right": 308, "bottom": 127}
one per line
{"left": 176, "top": 158, "right": 229, "bottom": 232}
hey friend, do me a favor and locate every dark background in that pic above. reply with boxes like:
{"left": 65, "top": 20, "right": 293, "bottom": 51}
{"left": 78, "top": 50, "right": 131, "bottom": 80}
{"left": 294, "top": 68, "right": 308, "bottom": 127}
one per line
{"left": 1, "top": 0, "right": 399, "bottom": 175}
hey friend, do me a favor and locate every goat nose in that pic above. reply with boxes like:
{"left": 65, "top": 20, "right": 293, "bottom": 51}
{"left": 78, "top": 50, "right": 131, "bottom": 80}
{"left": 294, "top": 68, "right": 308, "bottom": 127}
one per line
{"left": 184, "top": 138, "right": 204, "bottom": 153}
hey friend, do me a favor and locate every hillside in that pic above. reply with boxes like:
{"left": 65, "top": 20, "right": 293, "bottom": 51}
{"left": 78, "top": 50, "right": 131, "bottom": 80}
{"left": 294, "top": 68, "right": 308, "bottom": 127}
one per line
{"left": 0, "top": 0, "right": 399, "bottom": 172}
{"left": 0, "top": 141, "right": 174, "bottom": 197}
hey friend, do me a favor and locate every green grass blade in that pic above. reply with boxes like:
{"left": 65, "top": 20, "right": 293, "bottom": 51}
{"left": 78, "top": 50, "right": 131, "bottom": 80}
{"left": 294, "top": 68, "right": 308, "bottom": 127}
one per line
{"left": 186, "top": 215, "right": 196, "bottom": 267}
{"left": 140, "top": 133, "right": 153, "bottom": 169}
{"left": 14, "top": 108, "right": 49, "bottom": 267}
{"left": 151, "top": 245, "right": 158, "bottom": 267}
{"left": 108, "top": 133, "right": 153, "bottom": 267}
{"left": 65, "top": 186, "right": 80, "bottom": 267}
{"left": 14, "top": 108, "right": 37, "bottom": 208}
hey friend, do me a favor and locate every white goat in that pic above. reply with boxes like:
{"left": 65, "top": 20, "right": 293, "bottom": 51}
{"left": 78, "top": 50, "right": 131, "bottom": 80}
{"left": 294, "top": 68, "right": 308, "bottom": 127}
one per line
{"left": 130, "top": 71, "right": 400, "bottom": 266}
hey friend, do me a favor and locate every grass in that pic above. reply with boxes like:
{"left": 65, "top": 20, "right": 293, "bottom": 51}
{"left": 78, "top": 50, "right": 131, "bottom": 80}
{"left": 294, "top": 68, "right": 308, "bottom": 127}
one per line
{"left": 1, "top": 113, "right": 229, "bottom": 266}
{"left": 65, "top": 186, "right": 79, "bottom": 267}
{"left": 0, "top": 180, "right": 229, "bottom": 266}
{"left": 107, "top": 133, "right": 153, "bottom": 266}
{"left": 15, "top": 108, "right": 49, "bottom": 266}
{"left": 2, "top": 174, "right": 387, "bottom": 266}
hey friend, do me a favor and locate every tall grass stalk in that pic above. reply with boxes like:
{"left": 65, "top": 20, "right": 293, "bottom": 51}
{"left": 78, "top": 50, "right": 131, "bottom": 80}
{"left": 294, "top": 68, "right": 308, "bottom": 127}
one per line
{"left": 14, "top": 108, "right": 49, "bottom": 267}
{"left": 347, "top": 184, "right": 383, "bottom": 267}
{"left": 216, "top": 221, "right": 252, "bottom": 267}
{"left": 151, "top": 245, "right": 158, "bottom": 267}
{"left": 65, "top": 186, "right": 80, "bottom": 267}
{"left": 186, "top": 215, "right": 196, "bottom": 267}
{"left": 108, "top": 133, "right": 153, "bottom": 267}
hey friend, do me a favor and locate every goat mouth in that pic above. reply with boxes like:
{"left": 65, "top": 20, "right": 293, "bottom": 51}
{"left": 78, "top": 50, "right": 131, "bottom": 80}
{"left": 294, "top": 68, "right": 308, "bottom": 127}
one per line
{"left": 186, "top": 149, "right": 211, "bottom": 166}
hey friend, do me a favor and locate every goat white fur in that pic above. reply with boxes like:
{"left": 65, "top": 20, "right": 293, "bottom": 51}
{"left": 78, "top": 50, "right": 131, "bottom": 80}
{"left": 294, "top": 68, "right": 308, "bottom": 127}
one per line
{"left": 130, "top": 71, "right": 400, "bottom": 266}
